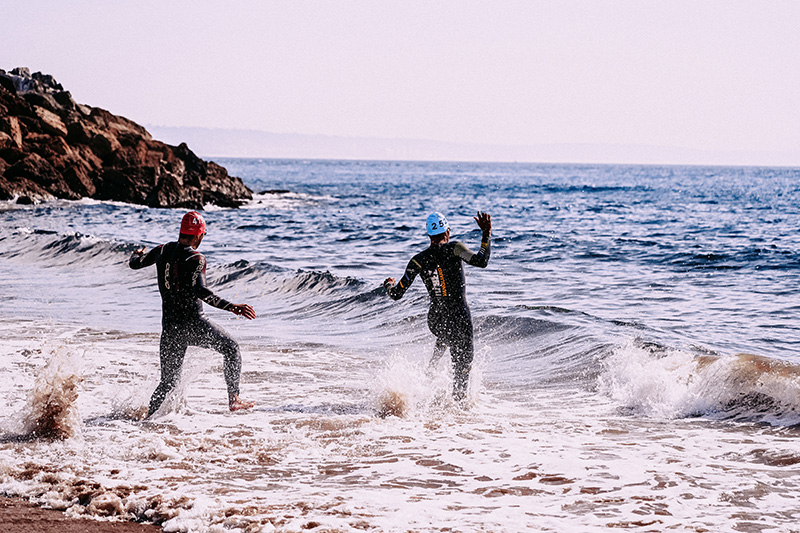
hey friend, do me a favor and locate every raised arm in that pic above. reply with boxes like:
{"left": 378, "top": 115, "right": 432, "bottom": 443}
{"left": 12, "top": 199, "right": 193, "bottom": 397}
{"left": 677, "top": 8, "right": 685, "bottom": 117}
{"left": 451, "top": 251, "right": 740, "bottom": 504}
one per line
{"left": 453, "top": 211, "right": 491, "bottom": 267}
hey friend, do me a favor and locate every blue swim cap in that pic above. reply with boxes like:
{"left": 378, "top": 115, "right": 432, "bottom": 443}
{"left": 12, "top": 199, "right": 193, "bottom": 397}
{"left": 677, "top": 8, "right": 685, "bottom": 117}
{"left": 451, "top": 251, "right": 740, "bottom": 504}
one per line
{"left": 426, "top": 212, "right": 450, "bottom": 236}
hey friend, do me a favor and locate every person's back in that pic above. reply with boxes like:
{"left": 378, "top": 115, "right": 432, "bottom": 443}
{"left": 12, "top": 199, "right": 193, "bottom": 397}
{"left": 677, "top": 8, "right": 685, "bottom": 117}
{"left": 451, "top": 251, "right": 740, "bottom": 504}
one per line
{"left": 406, "top": 240, "right": 489, "bottom": 307}
{"left": 146, "top": 241, "right": 229, "bottom": 323}
{"left": 128, "top": 211, "right": 257, "bottom": 415}
{"left": 384, "top": 211, "right": 492, "bottom": 403}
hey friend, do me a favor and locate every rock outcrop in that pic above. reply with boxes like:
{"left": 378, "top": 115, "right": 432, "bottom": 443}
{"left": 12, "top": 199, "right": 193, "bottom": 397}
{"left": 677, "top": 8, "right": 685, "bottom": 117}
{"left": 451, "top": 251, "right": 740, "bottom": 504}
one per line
{"left": 0, "top": 67, "right": 252, "bottom": 208}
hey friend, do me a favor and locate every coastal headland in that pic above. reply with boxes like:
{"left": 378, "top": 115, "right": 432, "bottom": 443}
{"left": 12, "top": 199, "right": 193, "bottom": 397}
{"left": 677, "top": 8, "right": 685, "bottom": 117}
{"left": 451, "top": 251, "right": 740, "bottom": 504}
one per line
{"left": 0, "top": 67, "right": 251, "bottom": 209}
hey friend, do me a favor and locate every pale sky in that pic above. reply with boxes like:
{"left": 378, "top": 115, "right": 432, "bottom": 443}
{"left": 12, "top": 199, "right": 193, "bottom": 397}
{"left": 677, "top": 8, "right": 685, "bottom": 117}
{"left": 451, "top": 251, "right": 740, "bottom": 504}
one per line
{"left": 3, "top": 1, "right": 799, "bottom": 164}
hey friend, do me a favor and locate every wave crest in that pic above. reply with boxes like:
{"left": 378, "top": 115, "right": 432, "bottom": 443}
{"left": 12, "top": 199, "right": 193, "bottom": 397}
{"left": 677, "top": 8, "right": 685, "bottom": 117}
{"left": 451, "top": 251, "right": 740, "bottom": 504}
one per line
{"left": 600, "top": 340, "right": 800, "bottom": 426}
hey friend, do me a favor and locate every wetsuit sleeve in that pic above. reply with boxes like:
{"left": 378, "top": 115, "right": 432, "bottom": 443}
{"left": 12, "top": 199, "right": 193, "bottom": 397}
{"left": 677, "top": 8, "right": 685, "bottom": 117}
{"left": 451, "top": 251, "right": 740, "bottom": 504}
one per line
{"left": 191, "top": 254, "right": 233, "bottom": 311}
{"left": 129, "top": 245, "right": 162, "bottom": 269}
{"left": 453, "top": 233, "right": 491, "bottom": 268}
{"left": 387, "top": 257, "right": 423, "bottom": 300}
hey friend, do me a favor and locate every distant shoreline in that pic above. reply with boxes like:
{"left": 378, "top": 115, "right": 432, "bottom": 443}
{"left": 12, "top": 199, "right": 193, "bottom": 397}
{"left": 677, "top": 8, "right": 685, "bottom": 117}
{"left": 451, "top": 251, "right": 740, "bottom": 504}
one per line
{"left": 147, "top": 125, "right": 800, "bottom": 168}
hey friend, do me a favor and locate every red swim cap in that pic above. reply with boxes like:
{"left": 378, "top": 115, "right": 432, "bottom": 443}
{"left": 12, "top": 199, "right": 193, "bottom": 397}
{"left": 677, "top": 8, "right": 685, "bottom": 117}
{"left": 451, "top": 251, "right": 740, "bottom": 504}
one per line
{"left": 180, "top": 211, "right": 207, "bottom": 236}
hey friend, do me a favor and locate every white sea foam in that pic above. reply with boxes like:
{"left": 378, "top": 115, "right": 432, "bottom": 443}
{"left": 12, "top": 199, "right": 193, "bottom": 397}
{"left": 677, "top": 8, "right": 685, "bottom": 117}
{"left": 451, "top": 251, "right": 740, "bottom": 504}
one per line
{"left": 240, "top": 191, "right": 331, "bottom": 210}
{"left": 598, "top": 340, "right": 699, "bottom": 418}
{"left": 3, "top": 322, "right": 800, "bottom": 531}
{"left": 600, "top": 339, "right": 800, "bottom": 424}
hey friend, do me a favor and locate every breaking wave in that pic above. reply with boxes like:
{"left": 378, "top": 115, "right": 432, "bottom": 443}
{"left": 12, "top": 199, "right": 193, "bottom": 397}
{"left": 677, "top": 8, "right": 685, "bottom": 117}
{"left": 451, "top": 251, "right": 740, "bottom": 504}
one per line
{"left": 0, "top": 229, "right": 139, "bottom": 266}
{"left": 600, "top": 340, "right": 800, "bottom": 426}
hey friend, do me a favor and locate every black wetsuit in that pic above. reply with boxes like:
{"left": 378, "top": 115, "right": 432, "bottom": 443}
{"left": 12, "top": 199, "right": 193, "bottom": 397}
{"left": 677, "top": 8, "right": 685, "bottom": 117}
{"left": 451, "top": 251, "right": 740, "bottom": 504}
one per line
{"left": 387, "top": 236, "right": 490, "bottom": 401}
{"left": 129, "top": 242, "right": 241, "bottom": 415}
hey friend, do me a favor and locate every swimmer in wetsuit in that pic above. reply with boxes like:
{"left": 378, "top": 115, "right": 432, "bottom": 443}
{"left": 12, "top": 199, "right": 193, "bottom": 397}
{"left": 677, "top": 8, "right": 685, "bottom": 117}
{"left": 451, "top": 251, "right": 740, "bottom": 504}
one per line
{"left": 129, "top": 211, "right": 257, "bottom": 416}
{"left": 384, "top": 211, "right": 492, "bottom": 403}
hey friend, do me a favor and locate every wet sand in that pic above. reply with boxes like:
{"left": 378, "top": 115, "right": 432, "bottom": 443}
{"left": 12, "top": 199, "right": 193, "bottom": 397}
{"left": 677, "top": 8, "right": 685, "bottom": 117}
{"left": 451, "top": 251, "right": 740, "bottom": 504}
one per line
{"left": 0, "top": 496, "right": 161, "bottom": 532}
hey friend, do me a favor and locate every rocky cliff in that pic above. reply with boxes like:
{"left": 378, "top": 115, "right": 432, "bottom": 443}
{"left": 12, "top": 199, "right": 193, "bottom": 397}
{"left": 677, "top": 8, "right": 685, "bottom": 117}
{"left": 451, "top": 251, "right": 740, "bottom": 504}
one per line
{"left": 0, "top": 68, "right": 252, "bottom": 208}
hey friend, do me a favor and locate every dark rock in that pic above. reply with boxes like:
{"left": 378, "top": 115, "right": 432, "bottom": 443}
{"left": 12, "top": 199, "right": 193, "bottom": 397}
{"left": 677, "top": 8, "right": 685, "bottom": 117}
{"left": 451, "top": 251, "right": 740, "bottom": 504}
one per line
{"left": 0, "top": 185, "right": 13, "bottom": 201}
{"left": 4, "top": 152, "right": 80, "bottom": 199}
{"left": 16, "top": 195, "right": 34, "bottom": 204}
{"left": 0, "top": 146, "right": 26, "bottom": 164}
{"left": 66, "top": 121, "right": 91, "bottom": 144}
{"left": 53, "top": 91, "right": 76, "bottom": 111}
{"left": 97, "top": 167, "right": 157, "bottom": 205}
{"left": 17, "top": 114, "right": 44, "bottom": 136}
{"left": 89, "top": 132, "right": 117, "bottom": 158}
{"left": 0, "top": 131, "right": 15, "bottom": 150}
{"left": 47, "top": 177, "right": 82, "bottom": 200}
{"left": 0, "top": 116, "right": 24, "bottom": 148}
{"left": 23, "top": 92, "right": 60, "bottom": 112}
{"left": 174, "top": 142, "right": 206, "bottom": 175}
{"left": 6, "top": 152, "right": 60, "bottom": 182}
{"left": 0, "top": 174, "right": 51, "bottom": 201}
{"left": 259, "top": 189, "right": 291, "bottom": 194}
{"left": 33, "top": 106, "right": 68, "bottom": 136}
{"left": 63, "top": 164, "right": 95, "bottom": 197}
{"left": 147, "top": 172, "right": 202, "bottom": 209}
{"left": 0, "top": 74, "right": 15, "bottom": 94}
{"left": 31, "top": 71, "right": 63, "bottom": 92}
{"left": 0, "top": 67, "right": 251, "bottom": 208}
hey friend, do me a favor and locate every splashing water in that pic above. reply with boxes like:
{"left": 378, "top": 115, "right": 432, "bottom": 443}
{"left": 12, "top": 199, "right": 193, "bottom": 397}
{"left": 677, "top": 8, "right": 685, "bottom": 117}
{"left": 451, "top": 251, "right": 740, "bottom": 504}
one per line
{"left": 599, "top": 340, "right": 800, "bottom": 425}
{"left": 21, "top": 347, "right": 85, "bottom": 440}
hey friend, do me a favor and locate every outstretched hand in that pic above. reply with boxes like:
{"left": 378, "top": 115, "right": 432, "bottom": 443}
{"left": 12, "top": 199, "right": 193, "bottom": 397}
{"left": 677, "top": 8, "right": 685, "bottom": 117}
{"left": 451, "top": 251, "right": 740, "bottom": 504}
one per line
{"left": 230, "top": 303, "right": 257, "bottom": 320}
{"left": 383, "top": 277, "right": 396, "bottom": 295}
{"left": 133, "top": 246, "right": 146, "bottom": 255}
{"left": 474, "top": 211, "right": 491, "bottom": 234}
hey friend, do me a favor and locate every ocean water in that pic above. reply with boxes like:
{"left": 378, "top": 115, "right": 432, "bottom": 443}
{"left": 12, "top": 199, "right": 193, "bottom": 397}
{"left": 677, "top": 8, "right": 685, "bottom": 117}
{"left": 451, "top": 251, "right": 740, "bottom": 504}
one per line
{"left": 1, "top": 159, "right": 799, "bottom": 532}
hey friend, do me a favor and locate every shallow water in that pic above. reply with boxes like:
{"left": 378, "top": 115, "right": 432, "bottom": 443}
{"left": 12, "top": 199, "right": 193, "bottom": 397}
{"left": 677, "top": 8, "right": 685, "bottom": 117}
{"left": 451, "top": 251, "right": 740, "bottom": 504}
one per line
{"left": 1, "top": 160, "right": 799, "bottom": 531}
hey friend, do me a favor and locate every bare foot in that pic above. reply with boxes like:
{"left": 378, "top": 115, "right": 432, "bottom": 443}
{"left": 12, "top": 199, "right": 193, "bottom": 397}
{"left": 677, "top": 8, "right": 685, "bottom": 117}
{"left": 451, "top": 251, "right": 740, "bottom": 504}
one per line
{"left": 130, "top": 406, "right": 150, "bottom": 420}
{"left": 229, "top": 395, "right": 255, "bottom": 412}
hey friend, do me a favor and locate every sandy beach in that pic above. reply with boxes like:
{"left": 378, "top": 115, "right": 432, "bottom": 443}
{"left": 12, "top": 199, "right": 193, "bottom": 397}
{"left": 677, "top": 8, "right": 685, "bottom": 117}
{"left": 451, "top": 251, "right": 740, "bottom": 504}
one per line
{"left": 0, "top": 496, "right": 161, "bottom": 533}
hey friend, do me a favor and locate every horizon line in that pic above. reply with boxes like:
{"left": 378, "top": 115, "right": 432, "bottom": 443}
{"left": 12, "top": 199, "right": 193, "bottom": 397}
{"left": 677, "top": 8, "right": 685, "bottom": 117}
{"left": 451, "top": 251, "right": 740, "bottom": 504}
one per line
{"left": 145, "top": 124, "right": 800, "bottom": 169}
